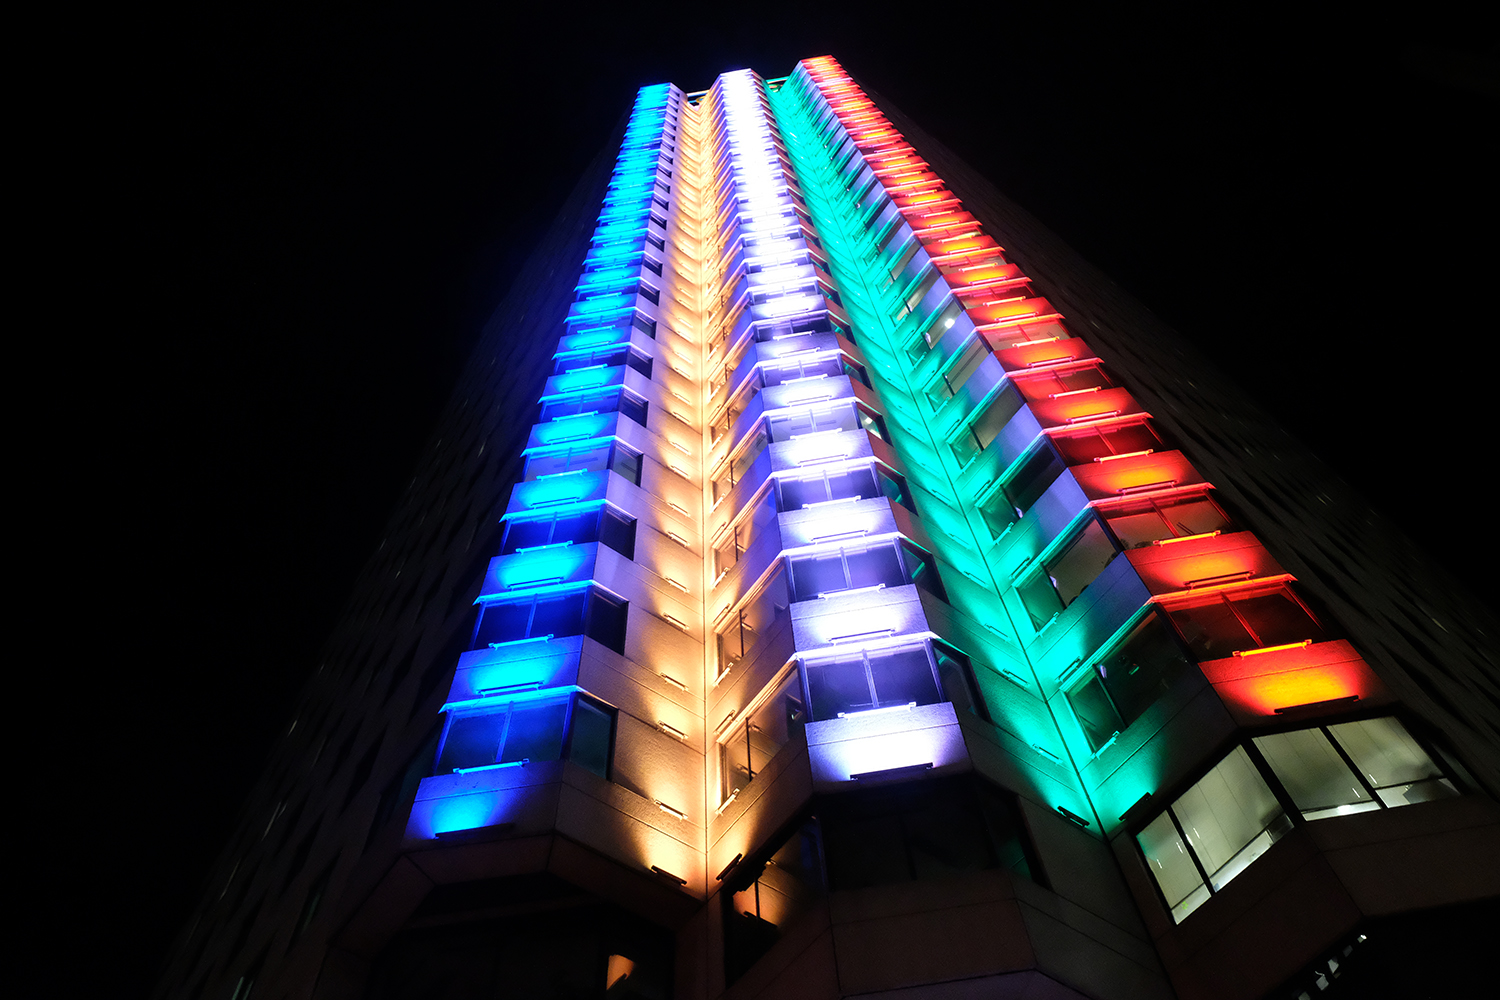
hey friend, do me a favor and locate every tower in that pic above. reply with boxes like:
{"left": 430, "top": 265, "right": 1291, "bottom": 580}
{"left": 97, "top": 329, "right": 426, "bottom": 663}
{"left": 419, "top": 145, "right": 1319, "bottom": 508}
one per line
{"left": 155, "top": 57, "right": 1500, "bottom": 1000}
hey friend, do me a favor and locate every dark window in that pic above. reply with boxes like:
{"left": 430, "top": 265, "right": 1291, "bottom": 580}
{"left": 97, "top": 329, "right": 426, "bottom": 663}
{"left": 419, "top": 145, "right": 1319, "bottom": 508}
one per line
{"left": 584, "top": 588, "right": 629, "bottom": 654}
{"left": 820, "top": 776, "right": 1038, "bottom": 891}
{"left": 540, "top": 388, "right": 624, "bottom": 423}
{"left": 472, "top": 590, "right": 587, "bottom": 649}
{"left": 1066, "top": 612, "right": 1193, "bottom": 752}
{"left": 610, "top": 444, "right": 644, "bottom": 486}
{"left": 598, "top": 506, "right": 637, "bottom": 560}
{"left": 934, "top": 642, "right": 990, "bottom": 722}
{"left": 719, "top": 669, "right": 806, "bottom": 801}
{"left": 436, "top": 692, "right": 617, "bottom": 778}
{"left": 723, "top": 818, "right": 824, "bottom": 986}
{"left": 1017, "top": 517, "right": 1120, "bottom": 630}
{"left": 716, "top": 566, "right": 790, "bottom": 676}
{"left": 979, "top": 445, "right": 1064, "bottom": 537}
{"left": 803, "top": 644, "right": 941, "bottom": 720}
{"left": 951, "top": 383, "right": 1024, "bottom": 468}
{"left": 1052, "top": 420, "right": 1165, "bottom": 465}
{"left": 1102, "top": 492, "right": 1232, "bottom": 549}
{"left": 1167, "top": 585, "right": 1329, "bottom": 660}
{"left": 619, "top": 390, "right": 648, "bottom": 426}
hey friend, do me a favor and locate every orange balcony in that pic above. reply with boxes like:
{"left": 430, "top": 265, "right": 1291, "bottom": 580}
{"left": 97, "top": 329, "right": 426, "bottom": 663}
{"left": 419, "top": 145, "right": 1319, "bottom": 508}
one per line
{"left": 1197, "top": 639, "right": 1395, "bottom": 724}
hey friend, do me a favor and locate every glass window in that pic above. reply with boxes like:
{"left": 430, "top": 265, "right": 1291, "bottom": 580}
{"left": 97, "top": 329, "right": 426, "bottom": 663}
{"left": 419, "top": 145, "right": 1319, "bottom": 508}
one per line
{"left": 472, "top": 590, "right": 587, "bottom": 648}
{"left": 723, "top": 819, "right": 825, "bottom": 986}
{"left": 1258, "top": 718, "right": 1458, "bottom": 817}
{"left": 1103, "top": 492, "right": 1231, "bottom": 549}
{"left": 951, "top": 383, "right": 1024, "bottom": 468}
{"left": 541, "top": 389, "right": 614, "bottom": 422}
{"left": 1066, "top": 612, "right": 1192, "bottom": 752}
{"left": 925, "top": 334, "right": 988, "bottom": 411}
{"left": 1018, "top": 519, "right": 1119, "bottom": 631}
{"left": 716, "top": 566, "right": 790, "bottom": 676}
{"left": 1137, "top": 746, "right": 1291, "bottom": 923}
{"left": 934, "top": 643, "right": 989, "bottom": 721}
{"left": 1168, "top": 586, "right": 1328, "bottom": 661}
{"left": 978, "top": 445, "right": 1064, "bottom": 538}
{"left": 789, "top": 541, "right": 912, "bottom": 601}
{"left": 609, "top": 444, "right": 643, "bottom": 486}
{"left": 583, "top": 589, "right": 628, "bottom": 654}
{"left": 714, "top": 489, "right": 777, "bottom": 578}
{"left": 719, "top": 670, "right": 806, "bottom": 801}
{"left": 803, "top": 644, "right": 940, "bottom": 720}
{"left": 1052, "top": 421, "right": 1165, "bottom": 465}
{"left": 1253, "top": 728, "right": 1377, "bottom": 820}
{"left": 818, "top": 776, "right": 1037, "bottom": 892}
{"left": 436, "top": 693, "right": 615, "bottom": 778}
{"left": 500, "top": 505, "right": 634, "bottom": 557}
{"left": 775, "top": 461, "right": 909, "bottom": 512}
{"left": 525, "top": 443, "right": 614, "bottom": 481}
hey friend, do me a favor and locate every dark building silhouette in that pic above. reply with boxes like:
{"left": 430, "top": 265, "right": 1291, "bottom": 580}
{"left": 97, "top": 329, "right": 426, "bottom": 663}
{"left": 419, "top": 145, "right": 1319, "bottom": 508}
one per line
{"left": 153, "top": 58, "right": 1499, "bottom": 1000}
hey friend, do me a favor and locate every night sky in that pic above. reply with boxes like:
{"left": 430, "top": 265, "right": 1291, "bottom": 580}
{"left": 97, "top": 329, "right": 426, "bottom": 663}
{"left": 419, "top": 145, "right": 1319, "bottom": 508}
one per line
{"left": 81, "top": 6, "right": 1495, "bottom": 996}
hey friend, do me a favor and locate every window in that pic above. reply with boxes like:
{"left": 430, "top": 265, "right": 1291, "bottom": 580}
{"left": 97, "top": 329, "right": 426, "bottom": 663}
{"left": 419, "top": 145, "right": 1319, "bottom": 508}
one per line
{"left": 775, "top": 461, "right": 911, "bottom": 512}
{"left": 789, "top": 540, "right": 913, "bottom": 601}
{"left": 501, "top": 505, "right": 637, "bottom": 558}
{"left": 715, "top": 566, "right": 790, "bottom": 677}
{"left": 819, "top": 776, "right": 1038, "bottom": 890}
{"left": 714, "top": 489, "right": 777, "bottom": 579}
{"left": 723, "top": 818, "right": 824, "bottom": 986}
{"left": 1065, "top": 612, "right": 1193, "bottom": 752}
{"left": 765, "top": 400, "right": 887, "bottom": 444}
{"left": 525, "top": 442, "right": 641, "bottom": 481}
{"left": 435, "top": 691, "right": 616, "bottom": 779}
{"left": 924, "top": 333, "right": 989, "bottom": 411}
{"left": 471, "top": 587, "right": 627, "bottom": 653}
{"left": 803, "top": 644, "right": 941, "bottom": 720}
{"left": 1102, "top": 491, "right": 1232, "bottom": 549}
{"left": 1136, "top": 747, "right": 1292, "bottom": 923}
{"left": 551, "top": 345, "right": 651, "bottom": 378}
{"left": 533, "top": 386, "right": 643, "bottom": 426}
{"left": 1167, "top": 585, "right": 1329, "bottom": 661}
{"left": 1138, "top": 718, "right": 1459, "bottom": 923}
{"left": 1017, "top": 517, "right": 1120, "bottom": 630}
{"left": 1253, "top": 717, "right": 1457, "bottom": 820}
{"left": 720, "top": 668, "right": 806, "bottom": 801}
{"left": 950, "top": 383, "right": 1024, "bottom": 468}
{"left": 712, "top": 428, "right": 767, "bottom": 502}
{"left": 1051, "top": 420, "right": 1166, "bottom": 465}
{"left": 610, "top": 443, "right": 643, "bottom": 486}
{"left": 1019, "top": 362, "right": 1114, "bottom": 398}
{"left": 934, "top": 642, "right": 991, "bottom": 722}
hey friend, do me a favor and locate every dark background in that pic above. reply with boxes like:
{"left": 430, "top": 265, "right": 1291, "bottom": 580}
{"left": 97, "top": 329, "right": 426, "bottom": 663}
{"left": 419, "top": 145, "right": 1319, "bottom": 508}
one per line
{"left": 71, "top": 4, "right": 1496, "bottom": 996}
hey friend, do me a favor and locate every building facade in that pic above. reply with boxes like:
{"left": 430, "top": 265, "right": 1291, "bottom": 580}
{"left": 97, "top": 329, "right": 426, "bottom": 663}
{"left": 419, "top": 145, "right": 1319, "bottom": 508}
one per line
{"left": 156, "top": 57, "right": 1500, "bottom": 1000}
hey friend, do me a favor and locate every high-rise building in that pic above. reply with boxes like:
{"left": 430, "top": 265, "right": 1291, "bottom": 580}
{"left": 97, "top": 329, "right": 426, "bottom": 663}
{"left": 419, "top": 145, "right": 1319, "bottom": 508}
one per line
{"left": 154, "top": 57, "right": 1500, "bottom": 1000}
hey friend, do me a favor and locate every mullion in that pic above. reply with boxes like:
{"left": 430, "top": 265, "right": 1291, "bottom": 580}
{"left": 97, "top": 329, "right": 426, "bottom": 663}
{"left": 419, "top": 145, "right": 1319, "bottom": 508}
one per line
{"left": 1167, "top": 805, "right": 1215, "bottom": 896}
{"left": 1321, "top": 725, "right": 1384, "bottom": 806}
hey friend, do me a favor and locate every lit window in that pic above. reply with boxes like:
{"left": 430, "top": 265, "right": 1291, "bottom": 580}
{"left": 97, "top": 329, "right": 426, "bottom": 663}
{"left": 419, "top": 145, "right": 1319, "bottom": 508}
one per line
{"left": 1254, "top": 717, "right": 1457, "bottom": 819}
{"left": 1137, "top": 747, "right": 1291, "bottom": 923}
